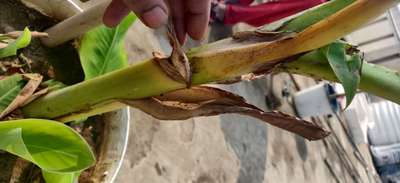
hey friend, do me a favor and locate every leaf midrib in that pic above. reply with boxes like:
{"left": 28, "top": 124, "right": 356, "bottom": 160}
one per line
{"left": 98, "top": 26, "right": 120, "bottom": 76}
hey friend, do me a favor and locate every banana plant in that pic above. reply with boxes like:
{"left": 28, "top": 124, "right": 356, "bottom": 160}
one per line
{"left": 0, "top": 15, "right": 135, "bottom": 183}
{"left": 21, "top": 0, "right": 400, "bottom": 119}
{"left": 1, "top": 0, "right": 400, "bottom": 182}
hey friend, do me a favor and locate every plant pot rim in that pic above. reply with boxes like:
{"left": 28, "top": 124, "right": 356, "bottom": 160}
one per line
{"left": 90, "top": 107, "right": 130, "bottom": 183}
{"left": 109, "top": 107, "right": 130, "bottom": 183}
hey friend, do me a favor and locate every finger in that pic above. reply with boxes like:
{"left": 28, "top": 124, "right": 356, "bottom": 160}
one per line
{"left": 169, "top": 0, "right": 186, "bottom": 44}
{"left": 123, "top": 0, "right": 168, "bottom": 28}
{"left": 185, "top": 0, "right": 211, "bottom": 40}
{"left": 103, "top": 0, "right": 131, "bottom": 27}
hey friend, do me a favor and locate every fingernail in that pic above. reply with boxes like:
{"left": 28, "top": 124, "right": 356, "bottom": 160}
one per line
{"left": 141, "top": 6, "right": 168, "bottom": 28}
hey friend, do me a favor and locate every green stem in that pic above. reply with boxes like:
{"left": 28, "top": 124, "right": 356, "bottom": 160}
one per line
{"left": 23, "top": 60, "right": 184, "bottom": 119}
{"left": 56, "top": 101, "right": 125, "bottom": 122}
{"left": 282, "top": 50, "right": 400, "bottom": 103}
{"left": 21, "top": 0, "right": 399, "bottom": 119}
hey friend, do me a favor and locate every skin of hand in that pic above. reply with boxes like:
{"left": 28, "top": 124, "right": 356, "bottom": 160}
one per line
{"left": 103, "top": 0, "right": 211, "bottom": 44}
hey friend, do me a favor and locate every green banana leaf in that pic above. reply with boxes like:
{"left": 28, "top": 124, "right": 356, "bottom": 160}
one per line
{"left": 0, "top": 75, "right": 26, "bottom": 113}
{"left": 0, "top": 119, "right": 95, "bottom": 182}
{"left": 42, "top": 171, "right": 81, "bottom": 183}
{"left": 323, "top": 42, "right": 362, "bottom": 106}
{"left": 0, "top": 27, "right": 31, "bottom": 58}
{"left": 79, "top": 14, "right": 137, "bottom": 80}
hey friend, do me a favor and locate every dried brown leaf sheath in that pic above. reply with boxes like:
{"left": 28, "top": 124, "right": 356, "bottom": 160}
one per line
{"left": 157, "top": 20, "right": 192, "bottom": 86}
{"left": 122, "top": 86, "right": 329, "bottom": 140}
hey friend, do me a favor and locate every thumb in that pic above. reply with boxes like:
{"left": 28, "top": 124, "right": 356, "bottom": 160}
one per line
{"left": 104, "top": 0, "right": 169, "bottom": 28}
{"left": 103, "top": 0, "right": 130, "bottom": 27}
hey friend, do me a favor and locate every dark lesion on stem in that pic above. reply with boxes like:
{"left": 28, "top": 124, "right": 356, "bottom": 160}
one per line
{"left": 232, "top": 29, "right": 296, "bottom": 43}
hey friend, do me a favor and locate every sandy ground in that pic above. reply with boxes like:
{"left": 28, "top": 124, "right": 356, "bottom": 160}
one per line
{"left": 115, "top": 21, "right": 380, "bottom": 183}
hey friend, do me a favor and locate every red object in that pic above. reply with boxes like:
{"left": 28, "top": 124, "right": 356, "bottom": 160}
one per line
{"left": 224, "top": 0, "right": 327, "bottom": 27}
{"left": 236, "top": 0, "right": 254, "bottom": 5}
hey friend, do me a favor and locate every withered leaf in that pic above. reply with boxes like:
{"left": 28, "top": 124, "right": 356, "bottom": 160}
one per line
{"left": 156, "top": 20, "right": 192, "bottom": 86}
{"left": 122, "top": 86, "right": 329, "bottom": 140}
{"left": 21, "top": 87, "right": 48, "bottom": 107}
{"left": 0, "top": 43, "right": 7, "bottom": 49}
{"left": 0, "top": 74, "right": 42, "bottom": 119}
{"left": 22, "top": 79, "right": 68, "bottom": 107}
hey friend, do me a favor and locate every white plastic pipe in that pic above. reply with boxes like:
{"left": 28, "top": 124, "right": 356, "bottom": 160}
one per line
{"left": 20, "top": 0, "right": 84, "bottom": 20}
{"left": 41, "top": 0, "right": 111, "bottom": 47}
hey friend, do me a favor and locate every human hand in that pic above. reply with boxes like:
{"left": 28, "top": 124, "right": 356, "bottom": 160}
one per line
{"left": 103, "top": 0, "right": 211, "bottom": 44}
